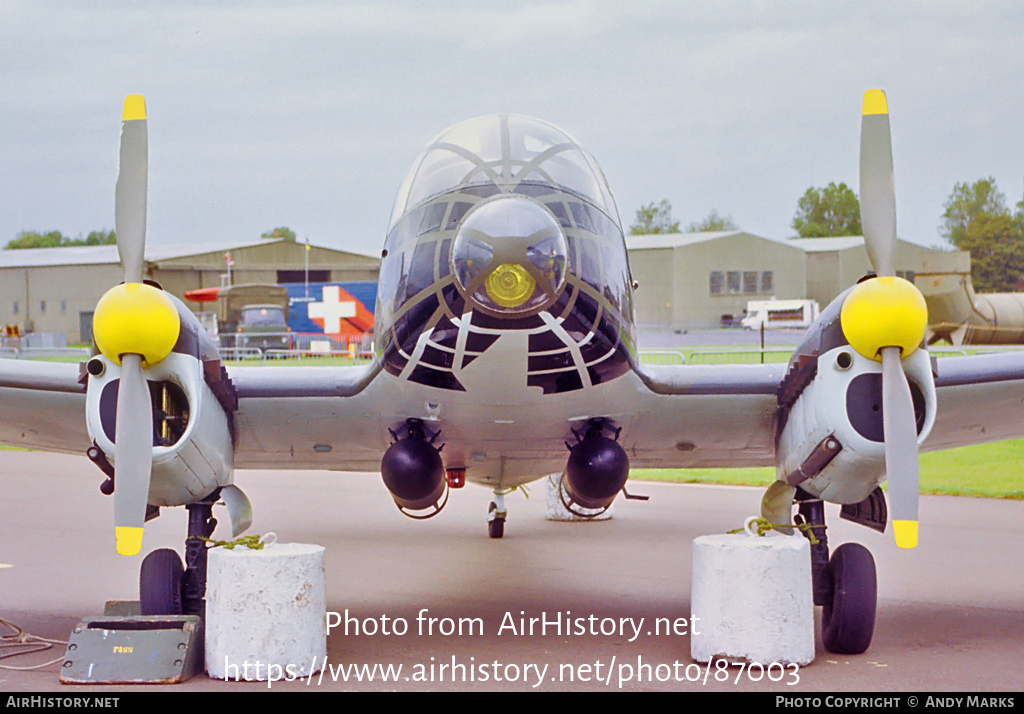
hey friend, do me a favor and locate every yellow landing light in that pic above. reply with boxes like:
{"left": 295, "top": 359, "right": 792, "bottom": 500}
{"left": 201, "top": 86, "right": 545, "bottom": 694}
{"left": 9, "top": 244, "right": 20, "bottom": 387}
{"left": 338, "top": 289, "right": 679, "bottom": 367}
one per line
{"left": 116, "top": 526, "right": 144, "bottom": 556}
{"left": 840, "top": 276, "right": 927, "bottom": 361}
{"left": 893, "top": 520, "right": 918, "bottom": 549}
{"left": 485, "top": 263, "right": 536, "bottom": 308}
{"left": 93, "top": 283, "right": 180, "bottom": 366}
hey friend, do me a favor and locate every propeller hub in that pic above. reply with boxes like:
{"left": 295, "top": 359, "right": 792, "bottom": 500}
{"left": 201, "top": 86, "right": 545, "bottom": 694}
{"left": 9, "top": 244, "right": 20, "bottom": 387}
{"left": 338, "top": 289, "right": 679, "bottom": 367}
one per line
{"left": 94, "top": 283, "right": 180, "bottom": 366}
{"left": 840, "top": 276, "right": 927, "bottom": 361}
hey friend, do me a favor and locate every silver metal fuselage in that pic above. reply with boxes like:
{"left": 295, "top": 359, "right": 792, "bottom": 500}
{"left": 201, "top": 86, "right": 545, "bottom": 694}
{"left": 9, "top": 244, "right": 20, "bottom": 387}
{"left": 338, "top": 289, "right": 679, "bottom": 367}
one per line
{"left": 370, "top": 115, "right": 639, "bottom": 488}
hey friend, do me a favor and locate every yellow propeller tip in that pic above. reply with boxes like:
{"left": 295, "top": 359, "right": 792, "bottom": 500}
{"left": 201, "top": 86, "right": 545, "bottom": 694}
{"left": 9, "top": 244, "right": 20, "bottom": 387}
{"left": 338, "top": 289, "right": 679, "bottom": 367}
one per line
{"left": 123, "top": 94, "right": 147, "bottom": 122}
{"left": 893, "top": 520, "right": 918, "bottom": 549}
{"left": 862, "top": 89, "right": 888, "bottom": 116}
{"left": 115, "top": 526, "right": 145, "bottom": 556}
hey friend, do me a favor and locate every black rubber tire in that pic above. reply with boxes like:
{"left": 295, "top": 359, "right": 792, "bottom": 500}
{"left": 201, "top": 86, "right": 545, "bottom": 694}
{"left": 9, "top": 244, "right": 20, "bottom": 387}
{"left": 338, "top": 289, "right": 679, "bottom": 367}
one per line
{"left": 140, "top": 548, "right": 184, "bottom": 616}
{"left": 488, "top": 517, "right": 505, "bottom": 539}
{"left": 821, "top": 542, "right": 877, "bottom": 654}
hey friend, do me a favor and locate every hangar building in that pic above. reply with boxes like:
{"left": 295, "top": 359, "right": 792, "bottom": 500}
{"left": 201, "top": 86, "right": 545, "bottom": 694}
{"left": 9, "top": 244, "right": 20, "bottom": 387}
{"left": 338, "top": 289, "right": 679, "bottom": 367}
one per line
{"left": 0, "top": 238, "right": 379, "bottom": 343}
{"left": 2, "top": 230, "right": 968, "bottom": 342}
{"left": 626, "top": 232, "right": 806, "bottom": 330}
{"left": 626, "top": 231, "right": 967, "bottom": 330}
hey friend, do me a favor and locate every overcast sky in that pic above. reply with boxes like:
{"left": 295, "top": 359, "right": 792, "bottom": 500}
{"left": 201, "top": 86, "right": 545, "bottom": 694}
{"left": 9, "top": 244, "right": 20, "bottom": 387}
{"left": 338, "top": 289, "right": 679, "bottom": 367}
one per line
{"left": 2, "top": 1, "right": 1022, "bottom": 258}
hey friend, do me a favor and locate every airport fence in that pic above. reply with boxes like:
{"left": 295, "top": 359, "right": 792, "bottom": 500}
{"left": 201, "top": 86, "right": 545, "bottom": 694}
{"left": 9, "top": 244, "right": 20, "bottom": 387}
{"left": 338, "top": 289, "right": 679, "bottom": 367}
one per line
{"left": 638, "top": 350, "right": 686, "bottom": 365}
{"left": 220, "top": 347, "right": 374, "bottom": 366}
{"left": 688, "top": 349, "right": 794, "bottom": 365}
{"left": 0, "top": 346, "right": 92, "bottom": 361}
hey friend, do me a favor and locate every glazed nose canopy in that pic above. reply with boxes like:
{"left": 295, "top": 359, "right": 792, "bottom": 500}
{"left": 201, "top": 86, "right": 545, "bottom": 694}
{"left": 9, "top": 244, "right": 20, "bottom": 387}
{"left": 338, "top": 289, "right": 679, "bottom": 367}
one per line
{"left": 452, "top": 195, "right": 567, "bottom": 315}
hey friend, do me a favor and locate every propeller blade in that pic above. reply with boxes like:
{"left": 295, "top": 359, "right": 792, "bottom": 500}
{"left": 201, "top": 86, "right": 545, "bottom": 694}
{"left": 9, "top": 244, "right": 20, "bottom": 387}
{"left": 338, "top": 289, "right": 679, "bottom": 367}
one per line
{"left": 860, "top": 89, "right": 896, "bottom": 278}
{"left": 115, "top": 95, "right": 148, "bottom": 284}
{"left": 113, "top": 353, "right": 154, "bottom": 556}
{"left": 880, "top": 346, "right": 919, "bottom": 548}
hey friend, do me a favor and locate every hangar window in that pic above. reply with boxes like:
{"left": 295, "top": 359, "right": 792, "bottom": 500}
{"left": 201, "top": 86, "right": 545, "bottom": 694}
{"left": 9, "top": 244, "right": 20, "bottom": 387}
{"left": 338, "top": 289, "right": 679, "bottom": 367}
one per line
{"left": 743, "top": 271, "right": 758, "bottom": 294}
{"left": 726, "top": 271, "right": 741, "bottom": 294}
{"left": 40, "top": 300, "right": 46, "bottom": 314}
{"left": 12, "top": 301, "right": 18, "bottom": 315}
{"left": 277, "top": 270, "right": 330, "bottom": 283}
{"left": 760, "top": 271, "right": 774, "bottom": 294}
{"left": 709, "top": 271, "right": 724, "bottom": 295}
{"left": 61, "top": 300, "right": 67, "bottom": 315}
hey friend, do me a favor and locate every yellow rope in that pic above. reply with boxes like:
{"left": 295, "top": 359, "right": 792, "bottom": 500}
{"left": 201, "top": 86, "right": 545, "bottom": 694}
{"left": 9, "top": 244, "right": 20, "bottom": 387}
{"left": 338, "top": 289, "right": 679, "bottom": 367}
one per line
{"left": 495, "top": 485, "right": 530, "bottom": 499}
{"left": 727, "top": 517, "right": 826, "bottom": 545}
{"left": 195, "top": 534, "right": 267, "bottom": 550}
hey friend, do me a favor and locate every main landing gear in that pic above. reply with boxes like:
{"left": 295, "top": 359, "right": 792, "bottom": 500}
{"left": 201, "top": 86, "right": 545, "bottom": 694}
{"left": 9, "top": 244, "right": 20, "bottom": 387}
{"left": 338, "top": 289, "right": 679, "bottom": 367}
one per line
{"left": 794, "top": 488, "right": 883, "bottom": 655}
{"left": 139, "top": 493, "right": 219, "bottom": 617}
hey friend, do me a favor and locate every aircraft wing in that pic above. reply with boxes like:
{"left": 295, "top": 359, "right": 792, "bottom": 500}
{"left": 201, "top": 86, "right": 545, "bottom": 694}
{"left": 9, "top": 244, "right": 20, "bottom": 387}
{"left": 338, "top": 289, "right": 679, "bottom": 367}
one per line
{"left": 229, "top": 362, "right": 386, "bottom": 471}
{"left": 625, "top": 362, "right": 786, "bottom": 469}
{"left": 629, "top": 350, "right": 1024, "bottom": 472}
{"left": 925, "top": 352, "right": 1024, "bottom": 450}
{"left": 7, "top": 352, "right": 1024, "bottom": 472}
{"left": 0, "top": 356, "right": 388, "bottom": 470}
{"left": 0, "top": 359, "right": 89, "bottom": 453}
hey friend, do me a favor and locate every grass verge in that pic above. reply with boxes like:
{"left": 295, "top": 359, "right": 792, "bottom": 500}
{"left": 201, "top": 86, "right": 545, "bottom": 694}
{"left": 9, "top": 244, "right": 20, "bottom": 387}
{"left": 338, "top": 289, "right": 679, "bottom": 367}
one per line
{"left": 631, "top": 439, "right": 1024, "bottom": 499}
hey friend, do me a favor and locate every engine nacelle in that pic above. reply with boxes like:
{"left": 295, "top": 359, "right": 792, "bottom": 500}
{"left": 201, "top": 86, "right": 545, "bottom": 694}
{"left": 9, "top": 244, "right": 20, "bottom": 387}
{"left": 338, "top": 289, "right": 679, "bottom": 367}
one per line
{"left": 85, "top": 350, "right": 234, "bottom": 507}
{"left": 776, "top": 337, "right": 937, "bottom": 505}
{"left": 381, "top": 436, "right": 447, "bottom": 518}
{"left": 84, "top": 300, "right": 235, "bottom": 508}
{"left": 560, "top": 433, "right": 629, "bottom": 514}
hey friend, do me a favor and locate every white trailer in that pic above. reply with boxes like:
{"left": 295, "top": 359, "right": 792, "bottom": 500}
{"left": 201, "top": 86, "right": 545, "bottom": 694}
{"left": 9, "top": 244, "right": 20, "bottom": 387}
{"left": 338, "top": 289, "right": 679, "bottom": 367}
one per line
{"left": 740, "top": 299, "right": 820, "bottom": 330}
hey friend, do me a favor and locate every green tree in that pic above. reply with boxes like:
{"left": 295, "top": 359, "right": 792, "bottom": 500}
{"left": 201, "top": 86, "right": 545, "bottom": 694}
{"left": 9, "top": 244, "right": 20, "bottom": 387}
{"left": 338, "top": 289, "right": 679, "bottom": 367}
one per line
{"left": 5, "top": 230, "right": 66, "bottom": 249}
{"left": 941, "top": 177, "right": 1024, "bottom": 292}
{"left": 82, "top": 229, "right": 117, "bottom": 245}
{"left": 261, "top": 226, "right": 297, "bottom": 241}
{"left": 686, "top": 209, "right": 738, "bottom": 232}
{"left": 630, "top": 200, "right": 680, "bottom": 235}
{"left": 791, "top": 182, "right": 862, "bottom": 238}
{"left": 5, "top": 229, "right": 117, "bottom": 249}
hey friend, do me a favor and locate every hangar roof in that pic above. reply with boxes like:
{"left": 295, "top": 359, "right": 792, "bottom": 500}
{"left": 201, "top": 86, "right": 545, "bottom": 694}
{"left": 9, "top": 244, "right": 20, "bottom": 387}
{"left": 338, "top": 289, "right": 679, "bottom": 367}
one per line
{"left": 625, "top": 231, "right": 799, "bottom": 251}
{"left": 625, "top": 233, "right": 927, "bottom": 254}
{"left": 786, "top": 236, "right": 926, "bottom": 252}
{"left": 0, "top": 238, "right": 375, "bottom": 269}
{"left": 795, "top": 236, "right": 869, "bottom": 252}
{"left": 0, "top": 244, "right": 121, "bottom": 268}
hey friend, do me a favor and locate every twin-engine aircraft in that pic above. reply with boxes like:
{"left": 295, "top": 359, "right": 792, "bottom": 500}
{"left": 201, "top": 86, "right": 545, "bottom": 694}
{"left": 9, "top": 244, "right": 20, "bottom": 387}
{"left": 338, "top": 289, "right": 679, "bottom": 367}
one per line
{"left": 2, "top": 91, "right": 1023, "bottom": 656}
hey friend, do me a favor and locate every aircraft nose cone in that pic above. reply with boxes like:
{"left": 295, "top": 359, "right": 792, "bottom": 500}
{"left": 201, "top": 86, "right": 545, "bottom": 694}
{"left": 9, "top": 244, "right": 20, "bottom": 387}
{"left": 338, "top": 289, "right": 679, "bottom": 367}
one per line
{"left": 451, "top": 195, "right": 567, "bottom": 315}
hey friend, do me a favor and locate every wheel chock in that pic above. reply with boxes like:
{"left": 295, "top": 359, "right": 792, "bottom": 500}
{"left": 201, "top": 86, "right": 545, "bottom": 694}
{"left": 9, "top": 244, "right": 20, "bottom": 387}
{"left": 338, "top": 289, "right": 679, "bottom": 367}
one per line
{"left": 59, "top": 615, "right": 203, "bottom": 684}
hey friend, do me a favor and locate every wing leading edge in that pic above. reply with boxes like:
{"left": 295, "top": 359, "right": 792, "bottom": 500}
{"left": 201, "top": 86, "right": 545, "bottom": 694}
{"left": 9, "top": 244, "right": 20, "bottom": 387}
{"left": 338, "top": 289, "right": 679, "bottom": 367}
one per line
{"left": 0, "top": 359, "right": 89, "bottom": 453}
{"left": 626, "top": 362, "right": 786, "bottom": 469}
{"left": 925, "top": 352, "right": 1024, "bottom": 451}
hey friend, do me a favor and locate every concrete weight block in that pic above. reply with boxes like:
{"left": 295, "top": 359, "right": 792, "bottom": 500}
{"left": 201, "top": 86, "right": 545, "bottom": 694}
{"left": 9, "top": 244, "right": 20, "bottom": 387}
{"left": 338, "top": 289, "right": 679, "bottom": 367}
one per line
{"left": 690, "top": 529, "right": 814, "bottom": 666}
{"left": 205, "top": 541, "right": 326, "bottom": 681}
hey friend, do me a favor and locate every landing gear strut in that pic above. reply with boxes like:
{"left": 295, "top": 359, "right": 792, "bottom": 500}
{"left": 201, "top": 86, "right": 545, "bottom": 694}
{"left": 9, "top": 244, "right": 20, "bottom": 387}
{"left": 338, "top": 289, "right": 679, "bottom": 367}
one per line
{"left": 794, "top": 489, "right": 878, "bottom": 655}
{"left": 138, "top": 492, "right": 219, "bottom": 617}
{"left": 487, "top": 490, "right": 507, "bottom": 539}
